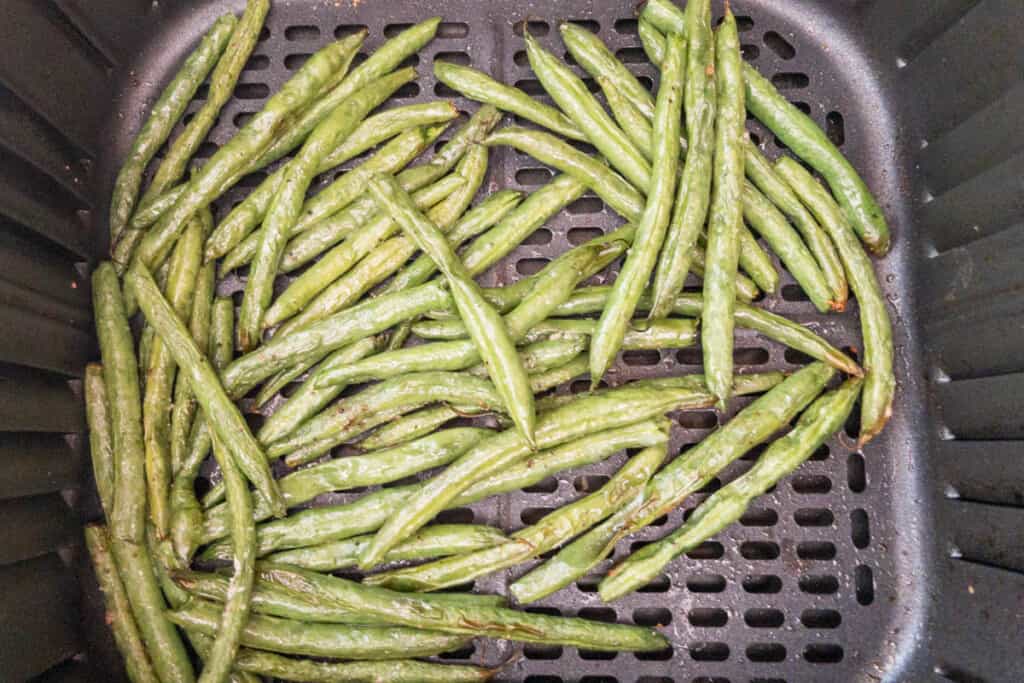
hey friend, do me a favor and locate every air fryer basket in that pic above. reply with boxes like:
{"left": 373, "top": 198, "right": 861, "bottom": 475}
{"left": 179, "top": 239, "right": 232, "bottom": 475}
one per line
{"left": 0, "top": 0, "right": 1021, "bottom": 680}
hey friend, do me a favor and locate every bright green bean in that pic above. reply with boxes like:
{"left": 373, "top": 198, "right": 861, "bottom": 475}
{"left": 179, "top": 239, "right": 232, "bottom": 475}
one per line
{"left": 261, "top": 564, "right": 669, "bottom": 651}
{"left": 600, "top": 76, "right": 658, "bottom": 161}
{"left": 268, "top": 524, "right": 509, "bottom": 572}
{"left": 211, "top": 123, "right": 444, "bottom": 266}
{"left": 84, "top": 525, "right": 160, "bottom": 683}
{"left": 743, "top": 179, "right": 833, "bottom": 311}
{"left": 369, "top": 173, "right": 537, "bottom": 446}
{"left": 702, "top": 9, "right": 746, "bottom": 408}
{"left": 744, "top": 141, "right": 848, "bottom": 305}
{"left": 483, "top": 126, "right": 643, "bottom": 220}
{"left": 642, "top": 0, "right": 688, "bottom": 36}
{"left": 138, "top": 2, "right": 268, "bottom": 215}
{"left": 524, "top": 32, "right": 651, "bottom": 190}
{"left": 168, "top": 598, "right": 471, "bottom": 660}
{"left": 638, "top": 17, "right": 667, "bottom": 65}
{"left": 322, "top": 100, "right": 459, "bottom": 169}
{"left": 128, "top": 265, "right": 285, "bottom": 516}
{"left": 359, "top": 383, "right": 719, "bottom": 569}
{"left": 775, "top": 157, "right": 894, "bottom": 444}
{"left": 369, "top": 443, "right": 667, "bottom": 592}
{"left": 92, "top": 263, "right": 146, "bottom": 543}
{"left": 133, "top": 35, "right": 364, "bottom": 272}
{"left": 109, "top": 14, "right": 234, "bottom": 243}
{"left": 434, "top": 60, "right": 583, "bottom": 139}
{"left": 589, "top": 31, "right": 685, "bottom": 383}
{"left": 85, "top": 364, "right": 115, "bottom": 518}
{"left": 602, "top": 377, "right": 862, "bottom": 600}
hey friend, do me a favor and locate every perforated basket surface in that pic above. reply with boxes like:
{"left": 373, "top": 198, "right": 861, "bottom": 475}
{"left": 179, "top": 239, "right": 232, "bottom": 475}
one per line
{"left": 3, "top": 0, "right": 1024, "bottom": 682}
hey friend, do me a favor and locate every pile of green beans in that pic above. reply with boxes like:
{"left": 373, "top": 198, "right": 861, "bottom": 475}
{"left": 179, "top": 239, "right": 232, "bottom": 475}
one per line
{"left": 88, "top": 2, "right": 895, "bottom": 679}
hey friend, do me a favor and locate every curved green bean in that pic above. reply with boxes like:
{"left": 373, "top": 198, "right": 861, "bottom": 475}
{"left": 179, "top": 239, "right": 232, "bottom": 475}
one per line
{"left": 434, "top": 60, "right": 583, "bottom": 139}
{"left": 775, "top": 157, "right": 894, "bottom": 444}
{"left": 138, "top": 2, "right": 268, "bottom": 216}
{"left": 743, "top": 179, "right": 833, "bottom": 311}
{"left": 642, "top": 0, "right": 688, "bottom": 36}
{"left": 199, "top": 433, "right": 256, "bottom": 683}
{"left": 128, "top": 265, "right": 285, "bottom": 516}
{"left": 369, "top": 443, "right": 667, "bottom": 592}
{"left": 638, "top": 17, "right": 667, "bottom": 65}
{"left": 232, "top": 648, "right": 494, "bottom": 683}
{"left": 144, "top": 213, "right": 204, "bottom": 536}
{"left": 358, "top": 383, "right": 719, "bottom": 569}
{"left": 92, "top": 263, "right": 146, "bottom": 543}
{"left": 84, "top": 525, "right": 160, "bottom": 683}
{"left": 268, "top": 524, "right": 509, "bottom": 571}
{"left": 203, "top": 428, "right": 489, "bottom": 538}
{"left": 133, "top": 35, "right": 364, "bottom": 272}
{"left": 589, "top": 31, "right": 685, "bottom": 383}
{"left": 109, "top": 14, "right": 234, "bottom": 243}
{"left": 168, "top": 598, "right": 471, "bottom": 660}
{"left": 744, "top": 65, "right": 889, "bottom": 253}
{"left": 369, "top": 173, "right": 536, "bottom": 446}
{"left": 85, "top": 364, "right": 115, "bottom": 518}
{"left": 263, "top": 166, "right": 470, "bottom": 330}
{"left": 702, "top": 9, "right": 746, "bottom": 408}
{"left": 260, "top": 564, "right": 669, "bottom": 651}
{"left": 744, "top": 141, "right": 847, "bottom": 306}
{"left": 211, "top": 123, "right": 444, "bottom": 266}
{"left": 483, "top": 126, "right": 643, "bottom": 220}
{"left": 169, "top": 296, "right": 234, "bottom": 563}
{"left": 524, "top": 32, "right": 651, "bottom": 190}
{"left": 602, "top": 377, "right": 862, "bottom": 600}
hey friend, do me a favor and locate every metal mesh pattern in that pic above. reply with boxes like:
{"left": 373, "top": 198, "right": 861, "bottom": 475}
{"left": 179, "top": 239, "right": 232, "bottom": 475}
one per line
{"left": 142, "top": 2, "right": 898, "bottom": 681}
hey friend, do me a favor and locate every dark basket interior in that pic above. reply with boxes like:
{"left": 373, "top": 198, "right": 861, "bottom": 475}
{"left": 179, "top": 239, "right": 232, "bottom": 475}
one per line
{"left": 0, "top": 0, "right": 1021, "bottom": 681}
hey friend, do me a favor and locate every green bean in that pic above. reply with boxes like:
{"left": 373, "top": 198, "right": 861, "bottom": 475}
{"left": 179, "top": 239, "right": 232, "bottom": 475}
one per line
{"left": 560, "top": 22, "right": 658, "bottom": 123}
{"left": 603, "top": 377, "right": 862, "bottom": 600}
{"left": 434, "top": 60, "right": 583, "bottom": 139}
{"left": 111, "top": 535, "right": 194, "bottom": 682}
{"left": 268, "top": 524, "right": 509, "bottom": 572}
{"left": 744, "top": 141, "right": 847, "bottom": 306}
{"left": 203, "top": 428, "right": 489, "bottom": 539}
{"left": 199, "top": 432, "right": 256, "bottom": 683}
{"left": 92, "top": 263, "right": 146, "bottom": 543}
{"left": 239, "top": 72, "right": 417, "bottom": 350}
{"left": 359, "top": 382, "right": 719, "bottom": 569}
{"left": 211, "top": 123, "right": 445, "bottom": 266}
{"left": 142, "top": 213, "right": 204, "bottom": 535}
{"left": 232, "top": 648, "right": 494, "bottom": 683}
{"left": 274, "top": 105, "right": 502, "bottom": 274}
{"left": 169, "top": 598, "right": 471, "bottom": 660}
{"left": 84, "top": 525, "right": 160, "bottom": 683}
{"left": 85, "top": 364, "right": 115, "bottom": 518}
{"left": 370, "top": 443, "right": 667, "bottom": 592}
{"left": 512, "top": 363, "right": 833, "bottom": 603}
{"left": 775, "top": 157, "right": 894, "bottom": 444}
{"left": 264, "top": 167, "right": 470, "bottom": 331}
{"left": 546, "top": 286, "right": 862, "bottom": 376}
{"left": 355, "top": 405, "right": 464, "bottom": 451}
{"left": 109, "top": 14, "right": 234, "bottom": 244}
{"left": 138, "top": 2, "right": 268, "bottom": 217}
{"left": 642, "top": 0, "right": 688, "bottom": 36}
{"left": 469, "top": 337, "right": 587, "bottom": 378}
{"left": 689, "top": 244, "right": 760, "bottom": 300}
{"left": 251, "top": 18, "right": 441, "bottom": 171}
{"left": 261, "top": 564, "right": 669, "bottom": 651}
{"left": 169, "top": 298, "right": 233, "bottom": 562}
{"left": 524, "top": 32, "right": 651, "bottom": 191}
{"left": 380, "top": 189, "right": 524, "bottom": 295}
{"left": 483, "top": 126, "right": 643, "bottom": 220}
{"left": 638, "top": 17, "right": 667, "bottom": 65}
{"left": 133, "top": 35, "right": 364, "bottom": 272}
{"left": 600, "top": 77, "right": 657, "bottom": 162}
{"left": 369, "top": 173, "right": 537, "bottom": 446}
{"left": 170, "top": 223, "right": 216, "bottom": 475}
{"left": 589, "top": 32, "right": 684, "bottom": 383}
{"left": 322, "top": 100, "right": 460, "bottom": 169}
{"left": 743, "top": 179, "right": 833, "bottom": 311}
{"left": 128, "top": 265, "right": 286, "bottom": 517}
{"left": 744, "top": 66, "right": 889, "bottom": 254}
{"left": 736, "top": 225, "right": 780, "bottom": 293}
{"left": 415, "top": 317, "right": 697, "bottom": 351}
{"left": 174, "top": 569, "right": 506, "bottom": 624}
{"left": 702, "top": 9, "right": 746, "bottom": 409}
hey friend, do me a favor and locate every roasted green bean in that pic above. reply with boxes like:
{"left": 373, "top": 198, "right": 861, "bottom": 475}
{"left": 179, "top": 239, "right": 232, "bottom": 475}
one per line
{"left": 85, "top": 364, "right": 115, "bottom": 518}
{"left": 232, "top": 648, "right": 494, "bottom": 682}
